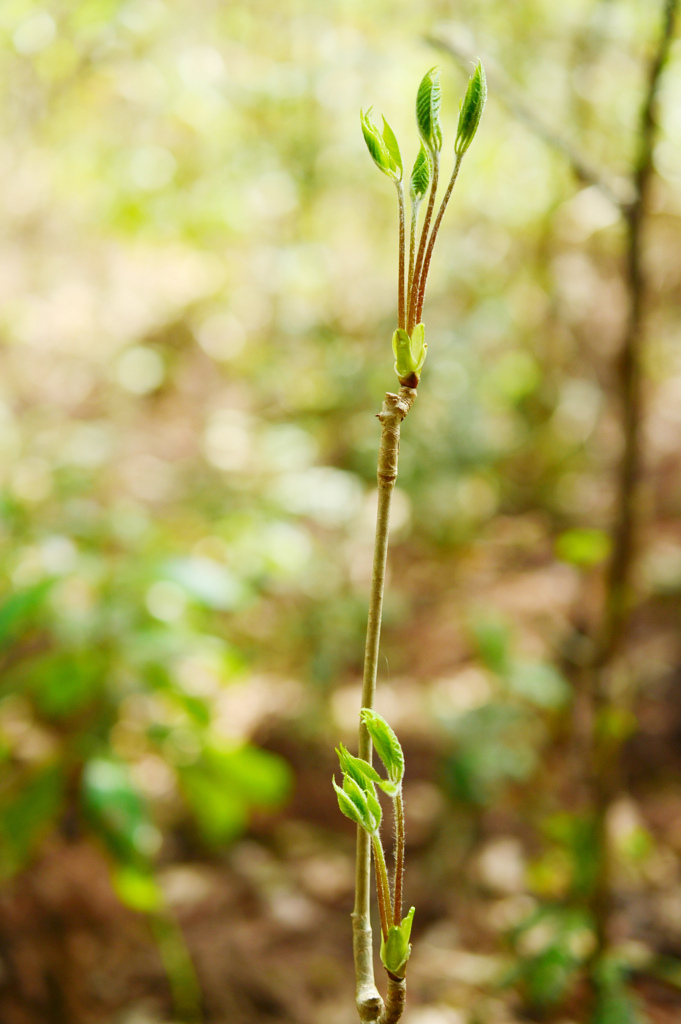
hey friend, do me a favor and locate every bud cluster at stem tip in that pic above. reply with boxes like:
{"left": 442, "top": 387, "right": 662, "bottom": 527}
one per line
{"left": 359, "top": 61, "right": 486, "bottom": 385}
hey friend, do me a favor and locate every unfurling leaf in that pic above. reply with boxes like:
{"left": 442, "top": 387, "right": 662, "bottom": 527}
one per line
{"left": 360, "top": 109, "right": 402, "bottom": 182}
{"left": 415, "top": 66, "right": 443, "bottom": 155}
{"left": 332, "top": 774, "right": 380, "bottom": 833}
{"left": 333, "top": 774, "right": 366, "bottom": 827}
{"left": 359, "top": 709, "right": 405, "bottom": 783}
{"left": 392, "top": 322, "right": 427, "bottom": 385}
{"left": 381, "top": 117, "right": 403, "bottom": 177}
{"left": 380, "top": 906, "right": 415, "bottom": 978}
{"left": 336, "top": 744, "right": 382, "bottom": 789}
{"left": 455, "top": 61, "right": 487, "bottom": 157}
{"left": 409, "top": 144, "right": 431, "bottom": 204}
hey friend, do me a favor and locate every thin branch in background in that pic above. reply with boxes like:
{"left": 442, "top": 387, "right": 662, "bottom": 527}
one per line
{"left": 585, "top": 0, "right": 678, "bottom": 979}
{"left": 426, "top": 31, "right": 633, "bottom": 211}
{"left": 598, "top": 0, "right": 678, "bottom": 666}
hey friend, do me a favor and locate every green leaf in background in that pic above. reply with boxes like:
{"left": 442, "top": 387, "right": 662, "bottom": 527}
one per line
{"left": 23, "top": 649, "right": 107, "bottom": 718}
{"left": 522, "top": 944, "right": 578, "bottom": 1008}
{"left": 470, "top": 615, "right": 512, "bottom": 676}
{"left": 180, "top": 741, "right": 292, "bottom": 845}
{"left": 164, "top": 557, "right": 249, "bottom": 611}
{"left": 82, "top": 758, "right": 161, "bottom": 864}
{"left": 0, "top": 580, "right": 53, "bottom": 649}
{"left": 0, "top": 764, "right": 64, "bottom": 877}
{"left": 509, "top": 906, "right": 593, "bottom": 1009}
{"left": 180, "top": 770, "right": 248, "bottom": 844}
{"left": 593, "top": 959, "right": 645, "bottom": 1024}
{"left": 541, "top": 813, "right": 600, "bottom": 898}
{"left": 454, "top": 60, "right": 487, "bottom": 156}
{"left": 415, "top": 66, "right": 443, "bottom": 155}
{"left": 555, "top": 528, "right": 612, "bottom": 567}
{"left": 359, "top": 709, "right": 404, "bottom": 783}
{"left": 113, "top": 864, "right": 163, "bottom": 913}
{"left": 507, "top": 661, "right": 571, "bottom": 710}
{"left": 444, "top": 704, "right": 538, "bottom": 805}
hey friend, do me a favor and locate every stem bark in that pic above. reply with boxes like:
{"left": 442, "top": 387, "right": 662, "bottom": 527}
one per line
{"left": 353, "top": 386, "right": 417, "bottom": 1024}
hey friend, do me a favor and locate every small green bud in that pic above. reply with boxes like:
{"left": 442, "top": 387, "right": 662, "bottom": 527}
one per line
{"left": 415, "top": 66, "right": 443, "bottom": 155}
{"left": 455, "top": 61, "right": 487, "bottom": 157}
{"left": 409, "top": 144, "right": 431, "bottom": 204}
{"left": 336, "top": 744, "right": 382, "bottom": 789}
{"left": 392, "top": 323, "right": 427, "bottom": 385}
{"left": 359, "top": 709, "right": 405, "bottom": 784}
{"left": 380, "top": 906, "right": 415, "bottom": 978}
{"left": 360, "top": 109, "right": 403, "bottom": 182}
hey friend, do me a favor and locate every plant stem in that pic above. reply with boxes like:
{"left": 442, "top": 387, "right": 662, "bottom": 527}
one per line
{"left": 372, "top": 835, "right": 393, "bottom": 937}
{"left": 407, "top": 202, "right": 420, "bottom": 313}
{"left": 396, "top": 183, "right": 406, "bottom": 330}
{"left": 408, "top": 154, "right": 439, "bottom": 334}
{"left": 150, "top": 911, "right": 203, "bottom": 1023}
{"left": 393, "top": 789, "right": 405, "bottom": 925}
{"left": 415, "top": 154, "right": 463, "bottom": 325}
{"left": 380, "top": 977, "right": 407, "bottom": 1024}
{"left": 353, "top": 385, "right": 417, "bottom": 1024}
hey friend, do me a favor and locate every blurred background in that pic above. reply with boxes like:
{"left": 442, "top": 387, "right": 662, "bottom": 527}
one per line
{"left": 0, "top": 1, "right": 680, "bottom": 1022}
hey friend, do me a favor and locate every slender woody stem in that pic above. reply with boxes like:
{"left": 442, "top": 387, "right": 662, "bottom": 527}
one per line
{"left": 393, "top": 789, "right": 405, "bottom": 925}
{"left": 408, "top": 154, "right": 439, "bottom": 334}
{"left": 379, "top": 977, "right": 407, "bottom": 1024}
{"left": 415, "top": 154, "right": 463, "bottom": 325}
{"left": 396, "top": 183, "right": 406, "bottom": 330}
{"left": 353, "top": 386, "right": 417, "bottom": 1023}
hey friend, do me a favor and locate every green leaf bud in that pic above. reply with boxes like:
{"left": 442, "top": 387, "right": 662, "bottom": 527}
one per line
{"left": 336, "top": 744, "right": 382, "bottom": 789}
{"left": 380, "top": 906, "right": 415, "bottom": 978}
{"left": 359, "top": 709, "right": 405, "bottom": 784}
{"left": 415, "top": 66, "right": 443, "bottom": 155}
{"left": 360, "top": 109, "right": 402, "bottom": 182}
{"left": 391, "top": 322, "right": 427, "bottom": 385}
{"left": 409, "top": 144, "right": 431, "bottom": 204}
{"left": 455, "top": 61, "right": 487, "bottom": 157}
